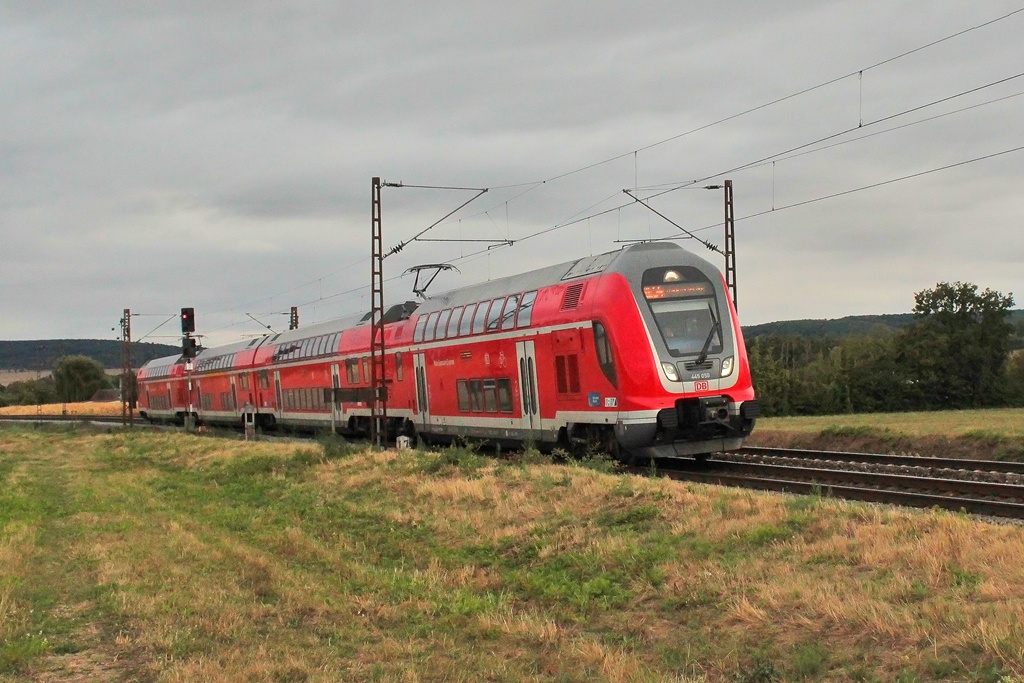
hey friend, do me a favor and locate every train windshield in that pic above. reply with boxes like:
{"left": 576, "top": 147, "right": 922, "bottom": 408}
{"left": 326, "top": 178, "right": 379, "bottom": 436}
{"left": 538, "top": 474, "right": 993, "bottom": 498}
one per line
{"left": 642, "top": 267, "right": 723, "bottom": 358}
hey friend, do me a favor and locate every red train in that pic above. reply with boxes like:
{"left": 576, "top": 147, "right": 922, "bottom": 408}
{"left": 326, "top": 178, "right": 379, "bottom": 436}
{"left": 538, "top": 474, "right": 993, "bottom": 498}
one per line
{"left": 136, "top": 242, "right": 758, "bottom": 459}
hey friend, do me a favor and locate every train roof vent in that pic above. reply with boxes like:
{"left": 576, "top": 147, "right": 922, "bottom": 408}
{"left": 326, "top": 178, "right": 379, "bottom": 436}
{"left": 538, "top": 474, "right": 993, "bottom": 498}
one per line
{"left": 561, "top": 282, "right": 585, "bottom": 310}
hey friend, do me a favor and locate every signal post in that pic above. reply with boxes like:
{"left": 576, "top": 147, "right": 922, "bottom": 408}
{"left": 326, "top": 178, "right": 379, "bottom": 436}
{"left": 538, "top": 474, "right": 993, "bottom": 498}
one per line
{"left": 181, "top": 307, "right": 197, "bottom": 431}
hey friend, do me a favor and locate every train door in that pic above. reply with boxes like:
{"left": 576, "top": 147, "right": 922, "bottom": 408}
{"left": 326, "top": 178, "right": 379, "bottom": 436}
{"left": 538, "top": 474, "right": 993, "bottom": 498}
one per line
{"left": 331, "top": 363, "right": 340, "bottom": 433}
{"left": 515, "top": 340, "right": 540, "bottom": 435}
{"left": 413, "top": 352, "right": 430, "bottom": 430}
{"left": 274, "top": 370, "right": 283, "bottom": 420}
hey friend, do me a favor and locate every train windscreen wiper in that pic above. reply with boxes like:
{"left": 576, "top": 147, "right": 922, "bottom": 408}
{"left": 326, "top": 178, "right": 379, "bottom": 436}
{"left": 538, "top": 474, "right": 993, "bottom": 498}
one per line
{"left": 695, "top": 303, "right": 721, "bottom": 366}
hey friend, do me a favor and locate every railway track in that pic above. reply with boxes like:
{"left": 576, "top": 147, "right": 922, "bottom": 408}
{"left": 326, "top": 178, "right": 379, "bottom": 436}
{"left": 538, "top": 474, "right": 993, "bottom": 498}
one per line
{"left": 635, "top": 446, "right": 1024, "bottom": 520}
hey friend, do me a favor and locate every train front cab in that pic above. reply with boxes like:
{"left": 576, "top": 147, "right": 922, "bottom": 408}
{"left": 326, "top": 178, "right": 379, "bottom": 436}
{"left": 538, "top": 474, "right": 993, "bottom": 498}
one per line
{"left": 617, "top": 257, "right": 758, "bottom": 458}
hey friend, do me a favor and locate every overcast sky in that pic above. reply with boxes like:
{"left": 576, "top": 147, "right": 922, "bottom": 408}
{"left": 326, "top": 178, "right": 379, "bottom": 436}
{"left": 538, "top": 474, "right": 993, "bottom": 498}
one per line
{"left": 3, "top": 1, "right": 1022, "bottom": 348}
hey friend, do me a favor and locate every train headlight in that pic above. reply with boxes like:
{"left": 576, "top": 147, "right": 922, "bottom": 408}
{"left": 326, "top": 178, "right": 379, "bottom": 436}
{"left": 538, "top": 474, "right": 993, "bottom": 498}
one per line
{"left": 720, "top": 356, "right": 734, "bottom": 377}
{"left": 662, "top": 362, "right": 680, "bottom": 382}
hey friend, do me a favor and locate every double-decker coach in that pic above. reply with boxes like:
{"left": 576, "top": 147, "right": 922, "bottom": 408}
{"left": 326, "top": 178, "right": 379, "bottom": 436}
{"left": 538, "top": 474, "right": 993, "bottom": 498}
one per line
{"left": 137, "top": 241, "right": 757, "bottom": 459}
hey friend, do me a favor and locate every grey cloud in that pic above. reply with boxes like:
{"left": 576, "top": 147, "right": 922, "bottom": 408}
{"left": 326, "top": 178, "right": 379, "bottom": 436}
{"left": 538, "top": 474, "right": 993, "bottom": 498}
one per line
{"left": 2, "top": 1, "right": 1022, "bottom": 343}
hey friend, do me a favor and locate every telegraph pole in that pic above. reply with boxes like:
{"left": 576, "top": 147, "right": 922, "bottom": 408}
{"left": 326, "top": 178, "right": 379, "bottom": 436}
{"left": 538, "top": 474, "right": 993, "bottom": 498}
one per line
{"left": 367, "top": 178, "right": 488, "bottom": 448}
{"left": 120, "top": 309, "right": 133, "bottom": 427}
{"left": 704, "top": 180, "right": 738, "bottom": 310}
{"left": 723, "top": 179, "right": 737, "bottom": 310}
{"left": 370, "top": 177, "right": 387, "bottom": 448}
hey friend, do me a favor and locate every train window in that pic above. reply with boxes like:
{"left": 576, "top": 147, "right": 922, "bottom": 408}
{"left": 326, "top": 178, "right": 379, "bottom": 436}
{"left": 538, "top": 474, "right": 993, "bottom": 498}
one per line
{"left": 500, "top": 294, "right": 520, "bottom": 330}
{"left": 516, "top": 291, "right": 537, "bottom": 328}
{"left": 395, "top": 352, "right": 403, "bottom": 381}
{"left": 496, "top": 378, "right": 513, "bottom": 412}
{"left": 240, "top": 374, "right": 250, "bottom": 390}
{"left": 459, "top": 303, "right": 477, "bottom": 336}
{"left": 346, "top": 359, "right": 359, "bottom": 385}
{"left": 650, "top": 299, "right": 722, "bottom": 357}
{"left": 469, "top": 379, "right": 483, "bottom": 412}
{"left": 447, "top": 306, "right": 463, "bottom": 338}
{"left": 362, "top": 357, "right": 370, "bottom": 384}
{"left": 424, "top": 311, "right": 440, "bottom": 341}
{"left": 593, "top": 322, "right": 618, "bottom": 388}
{"left": 258, "top": 371, "right": 270, "bottom": 389}
{"left": 315, "top": 336, "right": 326, "bottom": 356}
{"left": 414, "top": 316, "right": 427, "bottom": 343}
{"left": 456, "top": 380, "right": 471, "bottom": 412}
{"left": 556, "top": 356, "right": 567, "bottom": 394}
{"left": 485, "top": 298, "right": 506, "bottom": 332}
{"left": 472, "top": 302, "right": 490, "bottom": 334}
{"left": 436, "top": 309, "right": 452, "bottom": 340}
{"left": 483, "top": 379, "right": 498, "bottom": 412}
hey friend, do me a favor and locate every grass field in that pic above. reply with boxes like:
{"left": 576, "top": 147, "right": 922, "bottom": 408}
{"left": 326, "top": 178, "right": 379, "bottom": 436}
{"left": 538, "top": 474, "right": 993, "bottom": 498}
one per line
{"left": 0, "top": 401, "right": 124, "bottom": 417}
{"left": 757, "top": 408, "right": 1024, "bottom": 438}
{"left": 2, "top": 426, "right": 1024, "bottom": 681}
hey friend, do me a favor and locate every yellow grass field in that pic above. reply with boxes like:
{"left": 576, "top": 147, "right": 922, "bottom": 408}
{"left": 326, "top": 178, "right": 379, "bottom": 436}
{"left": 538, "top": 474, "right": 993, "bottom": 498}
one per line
{"left": 0, "top": 401, "right": 124, "bottom": 417}
{"left": 757, "top": 407, "right": 1024, "bottom": 438}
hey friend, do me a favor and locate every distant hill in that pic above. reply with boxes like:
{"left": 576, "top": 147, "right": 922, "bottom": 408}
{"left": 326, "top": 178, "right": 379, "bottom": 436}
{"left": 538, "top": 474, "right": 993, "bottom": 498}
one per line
{"left": 743, "top": 310, "right": 1024, "bottom": 342}
{"left": 743, "top": 314, "right": 915, "bottom": 339}
{"left": 0, "top": 340, "right": 180, "bottom": 372}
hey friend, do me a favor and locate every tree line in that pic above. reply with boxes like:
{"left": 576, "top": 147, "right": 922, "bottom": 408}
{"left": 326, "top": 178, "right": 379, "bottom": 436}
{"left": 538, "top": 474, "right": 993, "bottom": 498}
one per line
{"left": 0, "top": 355, "right": 130, "bottom": 407}
{"left": 748, "top": 282, "right": 1024, "bottom": 416}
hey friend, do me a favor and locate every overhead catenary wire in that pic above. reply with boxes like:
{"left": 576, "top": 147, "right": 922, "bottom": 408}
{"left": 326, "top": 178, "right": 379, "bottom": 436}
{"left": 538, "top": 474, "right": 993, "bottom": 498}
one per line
{"left": 633, "top": 143, "right": 1024, "bottom": 244}
{"left": 221, "top": 77, "right": 1020, "bottom": 334}
{"left": 513, "top": 68, "right": 1024, "bottom": 243}
{"left": 237, "top": 134, "right": 1024, "bottom": 328}
{"left": 639, "top": 89, "right": 1024, "bottom": 186}
{"left": 637, "top": 70, "right": 1024, "bottom": 199}
{"left": 453, "top": 7, "right": 1024, "bottom": 212}
{"left": 204, "top": 6, "right": 1024, "bottom": 336}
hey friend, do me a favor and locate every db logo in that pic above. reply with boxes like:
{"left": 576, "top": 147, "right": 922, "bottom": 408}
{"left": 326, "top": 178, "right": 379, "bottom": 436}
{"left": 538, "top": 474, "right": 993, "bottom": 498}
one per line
{"left": 693, "top": 381, "right": 710, "bottom": 392}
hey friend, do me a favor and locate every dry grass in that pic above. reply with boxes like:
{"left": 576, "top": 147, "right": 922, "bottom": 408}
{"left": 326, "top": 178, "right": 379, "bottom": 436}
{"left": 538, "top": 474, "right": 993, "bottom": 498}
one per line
{"left": 0, "top": 401, "right": 123, "bottom": 417}
{"left": 758, "top": 407, "right": 1024, "bottom": 438}
{"left": 3, "top": 425, "right": 1024, "bottom": 681}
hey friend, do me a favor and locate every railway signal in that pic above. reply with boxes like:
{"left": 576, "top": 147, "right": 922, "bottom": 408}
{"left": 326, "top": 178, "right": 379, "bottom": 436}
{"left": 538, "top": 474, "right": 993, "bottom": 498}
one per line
{"left": 180, "top": 307, "right": 196, "bottom": 334}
